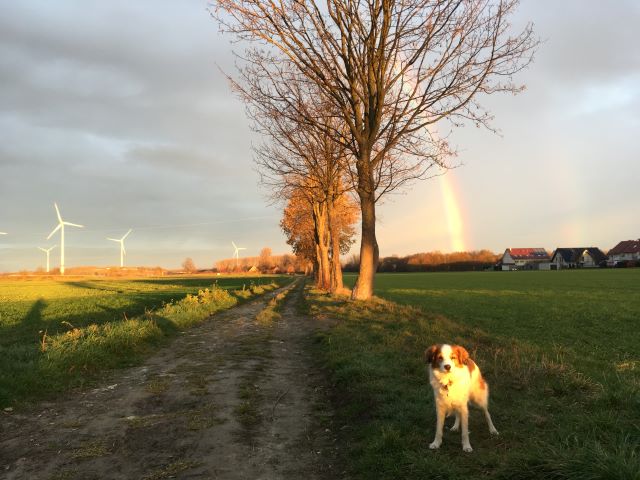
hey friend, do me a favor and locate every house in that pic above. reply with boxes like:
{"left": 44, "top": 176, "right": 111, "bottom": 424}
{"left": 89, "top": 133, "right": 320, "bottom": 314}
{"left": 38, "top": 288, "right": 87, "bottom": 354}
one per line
{"left": 550, "top": 247, "right": 607, "bottom": 270}
{"left": 500, "top": 248, "right": 550, "bottom": 271}
{"left": 607, "top": 239, "right": 640, "bottom": 266}
{"left": 247, "top": 265, "right": 259, "bottom": 273}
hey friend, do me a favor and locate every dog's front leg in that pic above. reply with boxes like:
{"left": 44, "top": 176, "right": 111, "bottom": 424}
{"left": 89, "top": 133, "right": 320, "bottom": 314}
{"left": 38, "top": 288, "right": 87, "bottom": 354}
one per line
{"left": 429, "top": 406, "right": 445, "bottom": 450}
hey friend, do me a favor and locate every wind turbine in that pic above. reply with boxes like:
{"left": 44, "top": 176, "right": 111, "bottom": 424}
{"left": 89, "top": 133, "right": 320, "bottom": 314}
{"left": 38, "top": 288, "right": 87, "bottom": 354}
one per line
{"left": 232, "top": 241, "right": 246, "bottom": 269}
{"left": 38, "top": 246, "right": 56, "bottom": 273}
{"left": 107, "top": 229, "right": 132, "bottom": 268}
{"left": 46, "top": 203, "right": 83, "bottom": 275}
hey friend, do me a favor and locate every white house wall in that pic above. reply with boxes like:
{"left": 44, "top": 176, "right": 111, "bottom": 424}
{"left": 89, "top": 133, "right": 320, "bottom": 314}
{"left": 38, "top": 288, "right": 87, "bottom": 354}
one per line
{"left": 581, "top": 252, "right": 596, "bottom": 267}
{"left": 610, "top": 252, "right": 639, "bottom": 262}
{"left": 502, "top": 251, "right": 515, "bottom": 264}
{"left": 551, "top": 255, "right": 567, "bottom": 269}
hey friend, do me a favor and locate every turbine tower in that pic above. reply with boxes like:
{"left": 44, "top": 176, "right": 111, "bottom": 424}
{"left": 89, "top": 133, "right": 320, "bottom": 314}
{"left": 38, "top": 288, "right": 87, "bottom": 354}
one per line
{"left": 38, "top": 246, "right": 56, "bottom": 273}
{"left": 107, "top": 229, "right": 132, "bottom": 268}
{"left": 46, "top": 203, "right": 83, "bottom": 275}
{"left": 232, "top": 241, "right": 246, "bottom": 269}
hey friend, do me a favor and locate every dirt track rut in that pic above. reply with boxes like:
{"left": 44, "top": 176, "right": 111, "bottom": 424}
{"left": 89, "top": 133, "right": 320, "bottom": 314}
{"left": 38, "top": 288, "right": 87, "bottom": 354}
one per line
{"left": 0, "top": 279, "right": 338, "bottom": 480}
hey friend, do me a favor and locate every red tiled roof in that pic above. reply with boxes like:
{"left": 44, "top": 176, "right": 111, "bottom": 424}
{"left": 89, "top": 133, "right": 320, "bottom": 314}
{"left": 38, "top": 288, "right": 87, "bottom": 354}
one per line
{"left": 608, "top": 239, "right": 640, "bottom": 255}
{"left": 506, "top": 248, "right": 550, "bottom": 260}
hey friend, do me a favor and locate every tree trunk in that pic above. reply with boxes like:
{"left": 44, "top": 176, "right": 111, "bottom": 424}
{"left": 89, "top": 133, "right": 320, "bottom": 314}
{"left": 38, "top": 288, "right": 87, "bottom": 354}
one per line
{"left": 351, "top": 189, "right": 378, "bottom": 300}
{"left": 311, "top": 256, "right": 319, "bottom": 282}
{"left": 316, "top": 243, "right": 331, "bottom": 290}
{"left": 327, "top": 196, "right": 344, "bottom": 293}
{"left": 313, "top": 201, "right": 331, "bottom": 291}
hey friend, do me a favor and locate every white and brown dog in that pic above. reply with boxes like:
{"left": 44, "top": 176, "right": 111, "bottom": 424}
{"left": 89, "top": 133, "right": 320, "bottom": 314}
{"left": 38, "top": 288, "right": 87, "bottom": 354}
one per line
{"left": 425, "top": 344, "right": 498, "bottom": 452}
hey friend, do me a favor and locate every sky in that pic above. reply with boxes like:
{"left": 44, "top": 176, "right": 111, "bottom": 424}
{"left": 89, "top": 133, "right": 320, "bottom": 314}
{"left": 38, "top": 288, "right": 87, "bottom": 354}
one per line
{"left": 1, "top": 0, "right": 639, "bottom": 272}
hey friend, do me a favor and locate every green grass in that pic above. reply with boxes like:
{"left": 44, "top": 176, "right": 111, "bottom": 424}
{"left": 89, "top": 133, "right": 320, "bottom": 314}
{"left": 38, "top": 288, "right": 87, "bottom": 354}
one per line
{"left": 0, "top": 275, "right": 290, "bottom": 407}
{"left": 309, "top": 270, "right": 640, "bottom": 479}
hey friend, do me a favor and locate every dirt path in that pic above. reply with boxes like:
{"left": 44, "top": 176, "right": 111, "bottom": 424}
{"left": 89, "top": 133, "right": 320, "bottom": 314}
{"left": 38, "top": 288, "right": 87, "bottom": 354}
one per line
{"left": 0, "top": 280, "right": 339, "bottom": 480}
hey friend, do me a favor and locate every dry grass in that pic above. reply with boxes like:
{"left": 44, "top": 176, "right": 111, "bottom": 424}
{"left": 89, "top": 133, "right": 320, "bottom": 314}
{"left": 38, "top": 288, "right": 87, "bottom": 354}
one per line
{"left": 70, "top": 440, "right": 110, "bottom": 459}
{"left": 142, "top": 460, "right": 199, "bottom": 480}
{"left": 144, "top": 378, "right": 171, "bottom": 395}
{"left": 255, "top": 289, "right": 289, "bottom": 325}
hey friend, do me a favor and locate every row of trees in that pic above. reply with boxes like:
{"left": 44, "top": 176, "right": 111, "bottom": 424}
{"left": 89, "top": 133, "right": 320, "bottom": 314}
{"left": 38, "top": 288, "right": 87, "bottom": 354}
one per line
{"left": 345, "top": 250, "right": 500, "bottom": 272}
{"left": 215, "top": 248, "right": 311, "bottom": 274}
{"left": 180, "top": 249, "right": 311, "bottom": 274}
{"left": 213, "top": 0, "right": 537, "bottom": 298}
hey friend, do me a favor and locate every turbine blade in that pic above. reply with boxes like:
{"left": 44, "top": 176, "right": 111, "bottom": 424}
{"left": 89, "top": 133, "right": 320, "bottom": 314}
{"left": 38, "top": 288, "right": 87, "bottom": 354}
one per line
{"left": 232, "top": 241, "right": 237, "bottom": 249}
{"left": 54, "top": 203, "right": 62, "bottom": 222}
{"left": 122, "top": 245, "right": 126, "bottom": 255}
{"left": 238, "top": 247, "right": 246, "bottom": 251}
{"left": 0, "top": 232, "right": 7, "bottom": 235}
{"left": 64, "top": 222, "right": 84, "bottom": 228}
{"left": 107, "top": 237, "right": 119, "bottom": 242}
{"left": 47, "top": 224, "right": 62, "bottom": 239}
{"left": 38, "top": 247, "right": 47, "bottom": 252}
{"left": 122, "top": 229, "right": 132, "bottom": 240}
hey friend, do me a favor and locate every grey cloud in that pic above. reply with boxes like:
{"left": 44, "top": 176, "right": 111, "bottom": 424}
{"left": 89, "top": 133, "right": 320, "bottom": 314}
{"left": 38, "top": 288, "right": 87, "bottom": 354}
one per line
{"left": 0, "top": 0, "right": 241, "bottom": 149}
{"left": 520, "top": 0, "right": 640, "bottom": 79}
{"left": 2, "top": 0, "right": 639, "bottom": 272}
{"left": 126, "top": 144, "right": 233, "bottom": 177}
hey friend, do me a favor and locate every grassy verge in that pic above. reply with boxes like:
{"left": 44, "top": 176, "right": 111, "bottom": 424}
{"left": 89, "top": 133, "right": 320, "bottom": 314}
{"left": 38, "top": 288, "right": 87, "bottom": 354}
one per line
{"left": 308, "top": 271, "right": 640, "bottom": 479}
{"left": 0, "top": 277, "right": 290, "bottom": 407}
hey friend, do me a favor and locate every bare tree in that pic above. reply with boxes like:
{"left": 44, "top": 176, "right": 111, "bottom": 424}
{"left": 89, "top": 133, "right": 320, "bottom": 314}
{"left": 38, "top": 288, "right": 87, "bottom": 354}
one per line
{"left": 182, "top": 257, "right": 196, "bottom": 273}
{"left": 232, "top": 68, "right": 355, "bottom": 291}
{"left": 214, "top": 0, "right": 537, "bottom": 299}
{"left": 258, "top": 247, "right": 274, "bottom": 272}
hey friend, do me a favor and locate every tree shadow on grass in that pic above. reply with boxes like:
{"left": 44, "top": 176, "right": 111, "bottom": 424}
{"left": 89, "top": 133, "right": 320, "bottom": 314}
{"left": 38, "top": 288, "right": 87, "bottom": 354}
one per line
{"left": 128, "top": 277, "right": 226, "bottom": 288}
{"left": 65, "top": 280, "right": 125, "bottom": 293}
{"left": 1, "top": 290, "right": 184, "bottom": 348}
{"left": 128, "top": 276, "right": 284, "bottom": 290}
{"left": 94, "top": 303, "right": 180, "bottom": 337}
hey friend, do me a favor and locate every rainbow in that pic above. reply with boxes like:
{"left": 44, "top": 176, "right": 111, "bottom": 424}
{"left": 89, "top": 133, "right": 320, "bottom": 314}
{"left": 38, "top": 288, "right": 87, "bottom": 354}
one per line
{"left": 394, "top": 59, "right": 470, "bottom": 253}
{"left": 439, "top": 172, "right": 467, "bottom": 252}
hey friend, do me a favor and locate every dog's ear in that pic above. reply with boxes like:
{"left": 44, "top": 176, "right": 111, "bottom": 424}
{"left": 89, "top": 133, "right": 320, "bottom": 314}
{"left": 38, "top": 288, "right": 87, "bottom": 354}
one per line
{"left": 424, "top": 345, "right": 439, "bottom": 365}
{"left": 453, "top": 345, "right": 470, "bottom": 366}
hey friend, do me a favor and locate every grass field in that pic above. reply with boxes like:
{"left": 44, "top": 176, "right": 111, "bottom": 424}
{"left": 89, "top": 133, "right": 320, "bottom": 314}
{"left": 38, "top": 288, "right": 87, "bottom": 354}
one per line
{"left": 309, "top": 270, "right": 640, "bottom": 479}
{"left": 0, "top": 275, "right": 290, "bottom": 407}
